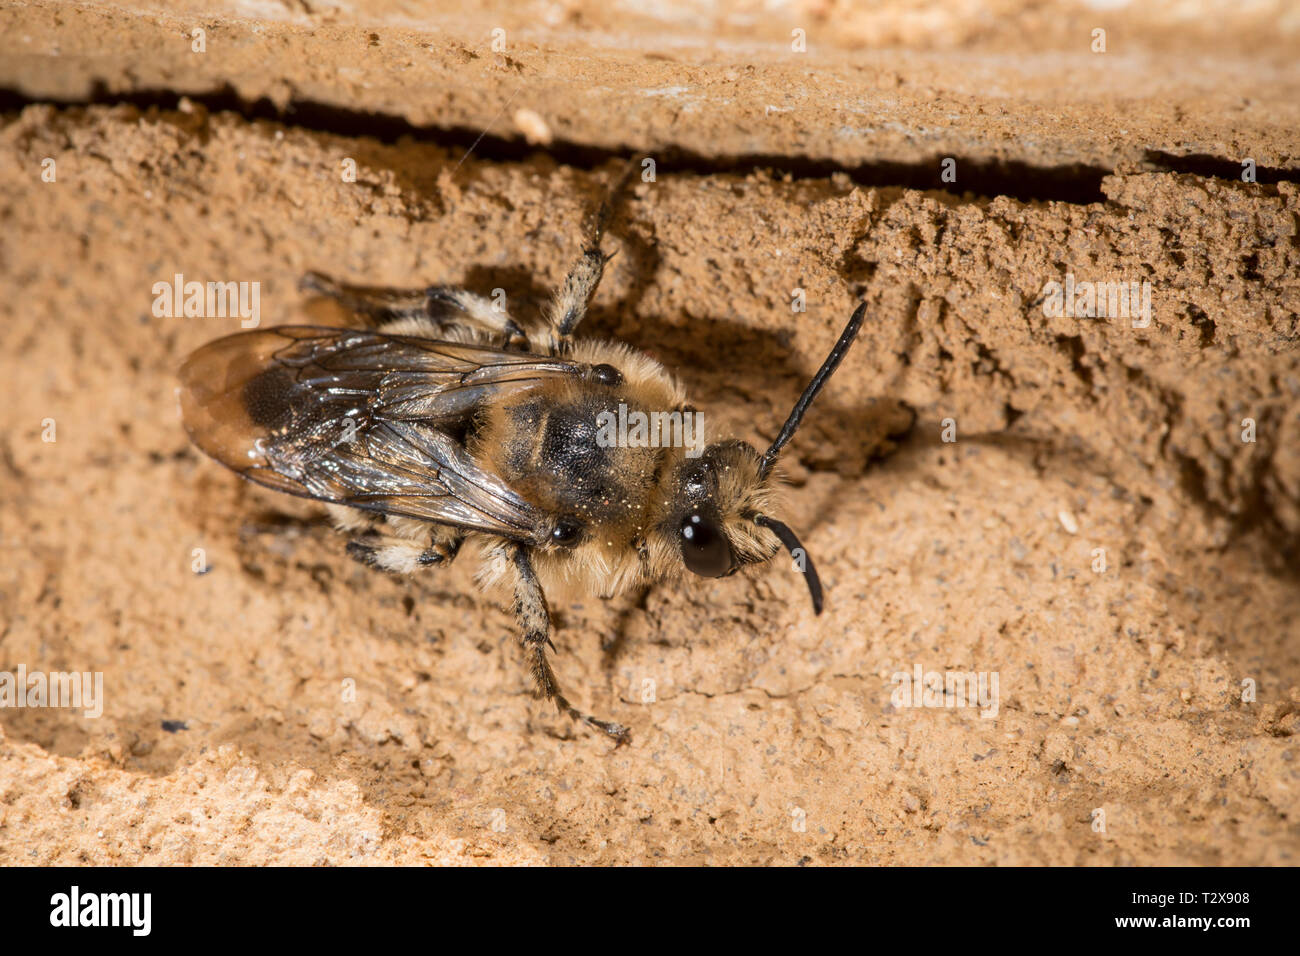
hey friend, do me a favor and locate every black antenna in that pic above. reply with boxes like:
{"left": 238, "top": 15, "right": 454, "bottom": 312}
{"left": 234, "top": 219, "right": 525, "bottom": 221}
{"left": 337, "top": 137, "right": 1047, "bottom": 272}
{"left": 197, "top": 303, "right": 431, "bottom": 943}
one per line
{"left": 758, "top": 302, "right": 867, "bottom": 478}
{"left": 754, "top": 515, "right": 824, "bottom": 614}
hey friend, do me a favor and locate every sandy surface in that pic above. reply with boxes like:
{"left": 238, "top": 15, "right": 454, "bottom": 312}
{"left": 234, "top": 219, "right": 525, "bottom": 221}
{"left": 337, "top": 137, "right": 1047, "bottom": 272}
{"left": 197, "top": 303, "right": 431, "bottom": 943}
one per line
{"left": 1, "top": 0, "right": 1298, "bottom": 865}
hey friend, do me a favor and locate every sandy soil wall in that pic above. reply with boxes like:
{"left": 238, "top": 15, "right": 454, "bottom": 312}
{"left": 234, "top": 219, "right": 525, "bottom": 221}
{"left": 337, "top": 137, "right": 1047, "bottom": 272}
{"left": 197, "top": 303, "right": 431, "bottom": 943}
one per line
{"left": 0, "top": 0, "right": 1297, "bottom": 864}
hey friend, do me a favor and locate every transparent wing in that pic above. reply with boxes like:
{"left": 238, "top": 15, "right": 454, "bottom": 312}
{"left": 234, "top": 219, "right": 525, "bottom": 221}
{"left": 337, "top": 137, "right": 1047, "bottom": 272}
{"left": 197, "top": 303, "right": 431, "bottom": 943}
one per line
{"left": 178, "top": 326, "right": 582, "bottom": 539}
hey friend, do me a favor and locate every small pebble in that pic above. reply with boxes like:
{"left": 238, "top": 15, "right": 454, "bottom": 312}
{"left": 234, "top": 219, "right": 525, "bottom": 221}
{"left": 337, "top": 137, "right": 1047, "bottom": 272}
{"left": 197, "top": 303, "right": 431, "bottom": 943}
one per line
{"left": 513, "top": 108, "right": 552, "bottom": 145}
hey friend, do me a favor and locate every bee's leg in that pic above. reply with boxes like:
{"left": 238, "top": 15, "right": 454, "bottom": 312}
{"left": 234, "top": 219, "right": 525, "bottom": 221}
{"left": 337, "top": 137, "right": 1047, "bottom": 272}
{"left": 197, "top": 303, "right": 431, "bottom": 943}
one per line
{"left": 299, "top": 272, "right": 526, "bottom": 347}
{"left": 414, "top": 287, "right": 526, "bottom": 347}
{"left": 333, "top": 509, "right": 462, "bottom": 573}
{"left": 542, "top": 162, "right": 637, "bottom": 346}
{"left": 512, "top": 545, "right": 630, "bottom": 743}
{"left": 347, "top": 533, "right": 461, "bottom": 573}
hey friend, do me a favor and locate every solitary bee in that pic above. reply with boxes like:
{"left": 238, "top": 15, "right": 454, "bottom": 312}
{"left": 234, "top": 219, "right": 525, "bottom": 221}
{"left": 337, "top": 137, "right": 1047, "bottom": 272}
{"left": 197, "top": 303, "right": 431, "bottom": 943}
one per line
{"left": 179, "top": 168, "right": 865, "bottom": 742}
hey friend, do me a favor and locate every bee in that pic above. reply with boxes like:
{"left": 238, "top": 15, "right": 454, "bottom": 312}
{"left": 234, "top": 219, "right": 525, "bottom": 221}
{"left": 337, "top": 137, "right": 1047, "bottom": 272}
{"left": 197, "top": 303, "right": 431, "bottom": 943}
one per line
{"left": 178, "top": 168, "right": 865, "bottom": 743}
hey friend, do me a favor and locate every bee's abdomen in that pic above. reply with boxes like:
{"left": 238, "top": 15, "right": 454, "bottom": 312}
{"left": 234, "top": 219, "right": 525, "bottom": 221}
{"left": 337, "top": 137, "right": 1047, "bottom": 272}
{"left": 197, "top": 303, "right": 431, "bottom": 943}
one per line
{"left": 489, "top": 387, "right": 662, "bottom": 531}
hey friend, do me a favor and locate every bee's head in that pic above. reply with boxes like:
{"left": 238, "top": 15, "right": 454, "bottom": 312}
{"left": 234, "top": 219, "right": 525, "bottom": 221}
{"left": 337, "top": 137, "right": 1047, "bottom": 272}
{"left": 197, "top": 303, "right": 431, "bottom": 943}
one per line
{"left": 663, "top": 303, "right": 866, "bottom": 615}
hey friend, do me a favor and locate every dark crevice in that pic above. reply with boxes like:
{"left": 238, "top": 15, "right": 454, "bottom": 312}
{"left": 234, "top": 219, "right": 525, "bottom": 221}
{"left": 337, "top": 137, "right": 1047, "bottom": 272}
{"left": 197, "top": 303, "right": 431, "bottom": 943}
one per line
{"left": 1054, "top": 333, "right": 1094, "bottom": 390}
{"left": 1242, "top": 252, "right": 1262, "bottom": 282}
{"left": 0, "top": 83, "right": 1114, "bottom": 204}
{"left": 1144, "top": 150, "right": 1299, "bottom": 187}
{"left": 1187, "top": 303, "right": 1217, "bottom": 347}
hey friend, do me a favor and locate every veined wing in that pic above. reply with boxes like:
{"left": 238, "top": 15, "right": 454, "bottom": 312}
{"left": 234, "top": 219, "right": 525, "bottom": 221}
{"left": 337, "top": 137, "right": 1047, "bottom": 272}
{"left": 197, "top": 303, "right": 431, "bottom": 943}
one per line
{"left": 178, "top": 326, "right": 584, "bottom": 540}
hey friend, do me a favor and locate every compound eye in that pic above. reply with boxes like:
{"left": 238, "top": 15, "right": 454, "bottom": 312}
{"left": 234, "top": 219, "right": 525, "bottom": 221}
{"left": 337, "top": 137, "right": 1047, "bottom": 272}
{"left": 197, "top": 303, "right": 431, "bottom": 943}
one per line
{"left": 552, "top": 517, "right": 582, "bottom": 546}
{"left": 679, "top": 512, "right": 733, "bottom": 577}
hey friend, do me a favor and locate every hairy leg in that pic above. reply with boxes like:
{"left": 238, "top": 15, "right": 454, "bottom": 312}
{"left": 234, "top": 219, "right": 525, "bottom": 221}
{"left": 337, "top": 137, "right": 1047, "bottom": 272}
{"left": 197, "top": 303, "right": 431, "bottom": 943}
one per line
{"left": 542, "top": 162, "right": 638, "bottom": 347}
{"left": 330, "top": 507, "right": 462, "bottom": 573}
{"left": 512, "top": 545, "right": 629, "bottom": 742}
{"left": 300, "top": 271, "right": 526, "bottom": 347}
